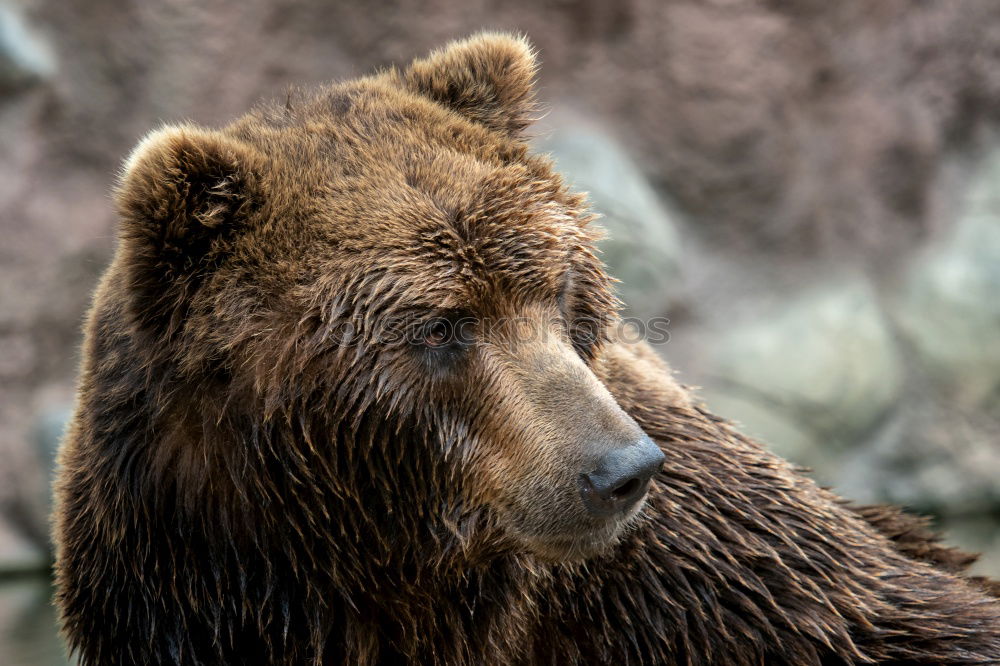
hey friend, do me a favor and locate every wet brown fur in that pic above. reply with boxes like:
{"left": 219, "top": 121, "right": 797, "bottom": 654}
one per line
{"left": 53, "top": 33, "right": 1000, "bottom": 665}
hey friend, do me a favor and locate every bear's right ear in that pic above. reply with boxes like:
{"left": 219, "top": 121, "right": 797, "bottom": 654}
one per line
{"left": 115, "top": 124, "right": 264, "bottom": 336}
{"left": 403, "top": 32, "right": 538, "bottom": 137}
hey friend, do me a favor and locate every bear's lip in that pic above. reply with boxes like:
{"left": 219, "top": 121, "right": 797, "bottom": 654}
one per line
{"left": 513, "top": 498, "right": 650, "bottom": 562}
{"left": 519, "top": 524, "right": 626, "bottom": 562}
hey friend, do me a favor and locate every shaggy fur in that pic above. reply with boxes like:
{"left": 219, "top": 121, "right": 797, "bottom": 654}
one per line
{"left": 54, "top": 33, "right": 1000, "bottom": 665}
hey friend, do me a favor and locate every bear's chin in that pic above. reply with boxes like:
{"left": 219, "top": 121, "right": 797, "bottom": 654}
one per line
{"left": 513, "top": 503, "right": 649, "bottom": 563}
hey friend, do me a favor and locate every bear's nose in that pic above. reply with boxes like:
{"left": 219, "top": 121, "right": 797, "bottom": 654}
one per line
{"left": 578, "top": 435, "right": 664, "bottom": 517}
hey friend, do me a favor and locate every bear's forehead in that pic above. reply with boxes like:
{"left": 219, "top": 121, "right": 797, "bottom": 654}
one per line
{"left": 244, "top": 90, "right": 586, "bottom": 301}
{"left": 332, "top": 157, "right": 580, "bottom": 302}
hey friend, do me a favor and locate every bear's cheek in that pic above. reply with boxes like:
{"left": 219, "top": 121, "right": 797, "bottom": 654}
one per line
{"left": 462, "top": 404, "right": 635, "bottom": 561}
{"left": 432, "top": 308, "right": 657, "bottom": 560}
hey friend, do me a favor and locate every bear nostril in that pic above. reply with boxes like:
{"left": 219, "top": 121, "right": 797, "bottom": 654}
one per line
{"left": 579, "top": 435, "right": 664, "bottom": 517}
{"left": 611, "top": 477, "right": 641, "bottom": 500}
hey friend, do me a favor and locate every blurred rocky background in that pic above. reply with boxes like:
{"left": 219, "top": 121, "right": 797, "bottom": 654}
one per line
{"left": 1, "top": 0, "right": 999, "bottom": 662}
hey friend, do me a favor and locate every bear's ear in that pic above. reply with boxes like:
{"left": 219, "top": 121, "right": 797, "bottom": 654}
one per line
{"left": 403, "top": 32, "right": 538, "bottom": 137}
{"left": 115, "top": 124, "right": 264, "bottom": 336}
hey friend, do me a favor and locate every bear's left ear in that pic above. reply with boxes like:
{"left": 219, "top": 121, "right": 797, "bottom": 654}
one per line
{"left": 115, "top": 124, "right": 266, "bottom": 337}
{"left": 403, "top": 32, "right": 538, "bottom": 137}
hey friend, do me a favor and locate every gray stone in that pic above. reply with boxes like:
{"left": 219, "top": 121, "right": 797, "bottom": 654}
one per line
{"left": 0, "top": 577, "right": 73, "bottom": 665}
{"left": 834, "top": 406, "right": 1000, "bottom": 515}
{"left": 705, "top": 279, "right": 902, "bottom": 446}
{"left": 536, "top": 121, "right": 684, "bottom": 319}
{"left": 33, "top": 404, "right": 72, "bottom": 513}
{"left": 696, "top": 387, "right": 825, "bottom": 469}
{"left": 894, "top": 148, "right": 1000, "bottom": 408}
{"left": 0, "top": 3, "right": 55, "bottom": 93}
{"left": 942, "top": 516, "right": 1000, "bottom": 579}
{"left": 0, "top": 522, "right": 46, "bottom": 575}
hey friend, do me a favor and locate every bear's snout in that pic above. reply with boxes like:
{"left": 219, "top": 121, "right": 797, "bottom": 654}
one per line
{"left": 578, "top": 435, "right": 664, "bottom": 517}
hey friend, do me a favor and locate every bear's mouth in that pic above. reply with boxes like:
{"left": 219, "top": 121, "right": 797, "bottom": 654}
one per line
{"left": 512, "top": 496, "right": 651, "bottom": 562}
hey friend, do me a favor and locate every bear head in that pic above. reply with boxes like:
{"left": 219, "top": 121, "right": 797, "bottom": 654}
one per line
{"left": 113, "top": 32, "right": 663, "bottom": 565}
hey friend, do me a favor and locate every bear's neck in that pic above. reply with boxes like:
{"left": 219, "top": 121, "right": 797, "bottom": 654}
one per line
{"left": 177, "top": 393, "right": 1000, "bottom": 665}
{"left": 515, "top": 405, "right": 1000, "bottom": 666}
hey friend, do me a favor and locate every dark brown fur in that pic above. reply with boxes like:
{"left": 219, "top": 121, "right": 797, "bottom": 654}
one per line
{"left": 53, "top": 33, "right": 1000, "bottom": 665}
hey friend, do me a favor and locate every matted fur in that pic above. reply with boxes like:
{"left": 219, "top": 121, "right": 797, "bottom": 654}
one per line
{"left": 54, "top": 33, "right": 1000, "bottom": 665}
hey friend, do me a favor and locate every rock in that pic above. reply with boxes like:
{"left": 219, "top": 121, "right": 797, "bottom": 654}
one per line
{"left": 0, "top": 522, "right": 46, "bottom": 575}
{"left": 704, "top": 279, "right": 902, "bottom": 447}
{"left": 893, "top": 148, "right": 1000, "bottom": 408}
{"left": 0, "top": 3, "right": 55, "bottom": 93}
{"left": 943, "top": 516, "right": 1000, "bottom": 580}
{"left": 834, "top": 404, "right": 1000, "bottom": 515}
{"left": 33, "top": 404, "right": 72, "bottom": 515}
{"left": 536, "top": 120, "right": 684, "bottom": 319}
{"left": 696, "top": 387, "right": 824, "bottom": 470}
{"left": 0, "top": 577, "right": 73, "bottom": 666}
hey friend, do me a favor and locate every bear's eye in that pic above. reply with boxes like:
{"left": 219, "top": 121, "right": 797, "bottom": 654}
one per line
{"left": 413, "top": 312, "right": 476, "bottom": 356}
{"left": 423, "top": 319, "right": 451, "bottom": 348}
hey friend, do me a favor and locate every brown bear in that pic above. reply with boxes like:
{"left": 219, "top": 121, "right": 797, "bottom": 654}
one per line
{"left": 53, "top": 33, "right": 1000, "bottom": 665}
